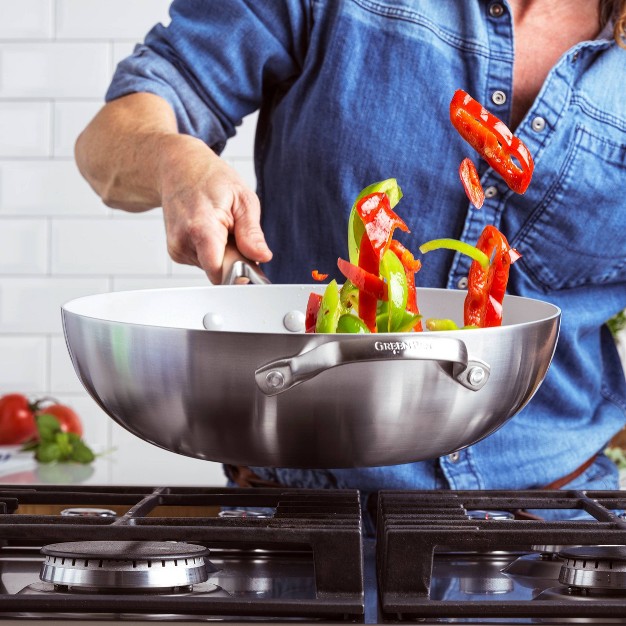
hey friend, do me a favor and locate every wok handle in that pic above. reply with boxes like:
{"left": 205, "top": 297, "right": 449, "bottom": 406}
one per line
{"left": 221, "top": 240, "right": 271, "bottom": 285}
{"left": 255, "top": 335, "right": 490, "bottom": 396}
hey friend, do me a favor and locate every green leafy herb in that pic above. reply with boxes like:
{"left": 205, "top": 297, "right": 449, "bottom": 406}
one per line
{"left": 608, "top": 310, "right": 626, "bottom": 338}
{"left": 606, "top": 446, "right": 626, "bottom": 470}
{"left": 21, "top": 413, "right": 95, "bottom": 464}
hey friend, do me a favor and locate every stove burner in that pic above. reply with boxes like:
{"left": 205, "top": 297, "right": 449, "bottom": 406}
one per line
{"left": 533, "top": 545, "right": 580, "bottom": 556}
{"left": 60, "top": 507, "right": 117, "bottom": 518}
{"left": 501, "top": 546, "right": 582, "bottom": 587}
{"left": 40, "top": 541, "right": 212, "bottom": 592}
{"left": 466, "top": 510, "right": 515, "bottom": 520}
{"left": 218, "top": 508, "right": 272, "bottom": 518}
{"left": 559, "top": 546, "right": 626, "bottom": 591}
{"left": 449, "top": 555, "right": 514, "bottom": 594}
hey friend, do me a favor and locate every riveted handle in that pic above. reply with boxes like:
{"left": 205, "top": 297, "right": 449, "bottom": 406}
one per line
{"left": 255, "top": 335, "right": 490, "bottom": 396}
{"left": 221, "top": 239, "right": 270, "bottom": 286}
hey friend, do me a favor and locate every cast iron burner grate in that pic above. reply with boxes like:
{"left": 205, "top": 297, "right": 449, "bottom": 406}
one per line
{"left": 0, "top": 486, "right": 364, "bottom": 620}
{"left": 376, "top": 489, "right": 626, "bottom": 621}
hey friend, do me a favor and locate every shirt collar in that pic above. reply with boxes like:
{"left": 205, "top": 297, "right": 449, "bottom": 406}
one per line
{"left": 597, "top": 15, "right": 615, "bottom": 40}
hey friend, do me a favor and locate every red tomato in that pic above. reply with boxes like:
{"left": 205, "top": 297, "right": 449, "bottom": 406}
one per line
{"left": 38, "top": 404, "right": 83, "bottom": 437}
{"left": 0, "top": 394, "right": 37, "bottom": 445}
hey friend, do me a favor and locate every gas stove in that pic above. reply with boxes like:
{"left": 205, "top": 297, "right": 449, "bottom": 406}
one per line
{"left": 2, "top": 486, "right": 626, "bottom": 624}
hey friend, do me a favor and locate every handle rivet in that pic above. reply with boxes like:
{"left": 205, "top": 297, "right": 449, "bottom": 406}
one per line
{"left": 467, "top": 367, "right": 485, "bottom": 386}
{"left": 266, "top": 371, "right": 285, "bottom": 389}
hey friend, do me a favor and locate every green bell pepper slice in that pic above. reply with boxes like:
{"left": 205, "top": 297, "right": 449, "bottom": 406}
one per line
{"left": 425, "top": 318, "right": 479, "bottom": 331}
{"left": 379, "top": 248, "right": 408, "bottom": 331}
{"left": 339, "top": 280, "right": 359, "bottom": 310}
{"left": 376, "top": 310, "right": 422, "bottom": 333}
{"left": 425, "top": 318, "right": 460, "bottom": 331}
{"left": 336, "top": 313, "right": 371, "bottom": 334}
{"left": 419, "top": 238, "right": 490, "bottom": 269}
{"left": 348, "top": 178, "right": 403, "bottom": 265}
{"left": 315, "top": 279, "right": 344, "bottom": 333}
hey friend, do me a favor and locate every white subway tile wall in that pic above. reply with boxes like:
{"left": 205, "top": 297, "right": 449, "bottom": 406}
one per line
{"left": 0, "top": 0, "right": 258, "bottom": 485}
{"left": 0, "top": 160, "right": 108, "bottom": 215}
{"left": 0, "top": 102, "right": 51, "bottom": 157}
{"left": 0, "top": 0, "right": 54, "bottom": 40}
{"left": 54, "top": 101, "right": 102, "bottom": 157}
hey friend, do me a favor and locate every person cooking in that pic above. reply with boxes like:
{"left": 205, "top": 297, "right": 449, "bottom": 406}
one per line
{"left": 75, "top": 0, "right": 626, "bottom": 523}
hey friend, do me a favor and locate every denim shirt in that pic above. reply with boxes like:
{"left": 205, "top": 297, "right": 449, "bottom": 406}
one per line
{"left": 106, "top": 0, "right": 626, "bottom": 499}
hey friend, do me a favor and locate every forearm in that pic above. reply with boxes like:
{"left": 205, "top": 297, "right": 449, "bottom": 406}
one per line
{"left": 75, "top": 91, "right": 271, "bottom": 281}
{"left": 75, "top": 92, "right": 193, "bottom": 211}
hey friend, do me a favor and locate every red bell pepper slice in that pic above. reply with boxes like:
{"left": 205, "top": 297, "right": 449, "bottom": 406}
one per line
{"left": 508, "top": 247, "right": 522, "bottom": 264}
{"left": 389, "top": 240, "right": 423, "bottom": 332}
{"left": 356, "top": 192, "right": 409, "bottom": 259}
{"left": 354, "top": 193, "right": 409, "bottom": 331}
{"left": 305, "top": 292, "right": 323, "bottom": 333}
{"left": 450, "top": 90, "right": 534, "bottom": 194}
{"left": 337, "top": 255, "right": 388, "bottom": 301}
{"left": 464, "top": 225, "right": 519, "bottom": 328}
{"left": 459, "top": 157, "right": 485, "bottom": 209}
{"left": 311, "top": 270, "right": 328, "bottom": 281}
{"left": 389, "top": 239, "right": 421, "bottom": 273}
{"left": 354, "top": 234, "right": 387, "bottom": 332}
{"left": 358, "top": 236, "right": 379, "bottom": 332}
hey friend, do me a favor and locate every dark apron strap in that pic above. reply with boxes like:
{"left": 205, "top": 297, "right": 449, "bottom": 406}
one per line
{"left": 542, "top": 453, "right": 598, "bottom": 490}
{"left": 515, "top": 453, "right": 599, "bottom": 520}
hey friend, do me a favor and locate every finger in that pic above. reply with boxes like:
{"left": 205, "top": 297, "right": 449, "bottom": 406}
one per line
{"left": 192, "top": 222, "right": 229, "bottom": 284}
{"left": 165, "top": 225, "right": 201, "bottom": 269}
{"left": 232, "top": 192, "right": 273, "bottom": 263}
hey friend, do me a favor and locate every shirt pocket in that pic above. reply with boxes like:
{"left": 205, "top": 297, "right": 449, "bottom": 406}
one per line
{"left": 513, "top": 125, "right": 626, "bottom": 291}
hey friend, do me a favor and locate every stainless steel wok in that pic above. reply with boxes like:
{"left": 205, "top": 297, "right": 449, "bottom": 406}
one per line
{"left": 62, "top": 269, "right": 560, "bottom": 468}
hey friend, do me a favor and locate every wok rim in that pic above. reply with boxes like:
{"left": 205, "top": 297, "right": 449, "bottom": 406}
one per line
{"left": 61, "top": 285, "right": 561, "bottom": 335}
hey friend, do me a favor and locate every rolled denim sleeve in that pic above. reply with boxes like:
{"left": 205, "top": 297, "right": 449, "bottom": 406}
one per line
{"left": 105, "top": 0, "right": 311, "bottom": 152}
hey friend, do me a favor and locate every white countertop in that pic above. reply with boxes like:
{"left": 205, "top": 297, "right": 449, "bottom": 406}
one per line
{"left": 0, "top": 440, "right": 227, "bottom": 487}
{"left": 3, "top": 444, "right": 626, "bottom": 489}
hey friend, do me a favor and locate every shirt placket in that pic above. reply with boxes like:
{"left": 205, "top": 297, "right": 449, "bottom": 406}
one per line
{"left": 446, "top": 0, "right": 515, "bottom": 294}
{"left": 441, "top": 0, "right": 515, "bottom": 489}
{"left": 439, "top": 4, "right": 614, "bottom": 490}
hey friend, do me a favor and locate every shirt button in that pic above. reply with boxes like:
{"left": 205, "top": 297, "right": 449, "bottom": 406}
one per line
{"left": 531, "top": 116, "right": 546, "bottom": 132}
{"left": 448, "top": 452, "right": 461, "bottom": 463}
{"left": 489, "top": 3, "right": 505, "bottom": 17}
{"left": 484, "top": 185, "right": 498, "bottom": 198}
{"left": 457, "top": 277, "right": 468, "bottom": 289}
{"left": 491, "top": 90, "right": 507, "bottom": 106}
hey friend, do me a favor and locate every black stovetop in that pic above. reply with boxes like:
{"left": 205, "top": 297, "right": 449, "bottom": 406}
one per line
{"left": 2, "top": 486, "right": 626, "bottom": 623}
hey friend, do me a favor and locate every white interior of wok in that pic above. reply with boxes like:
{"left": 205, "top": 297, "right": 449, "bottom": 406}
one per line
{"left": 62, "top": 285, "right": 560, "bottom": 333}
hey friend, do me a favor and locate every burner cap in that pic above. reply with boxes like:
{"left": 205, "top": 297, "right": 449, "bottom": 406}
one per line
{"left": 218, "top": 509, "right": 272, "bottom": 518}
{"left": 466, "top": 510, "right": 514, "bottom": 521}
{"left": 558, "top": 546, "right": 626, "bottom": 591}
{"left": 40, "top": 541, "right": 211, "bottom": 591}
{"left": 60, "top": 508, "right": 117, "bottom": 518}
{"left": 532, "top": 545, "right": 580, "bottom": 556}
